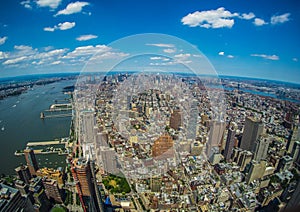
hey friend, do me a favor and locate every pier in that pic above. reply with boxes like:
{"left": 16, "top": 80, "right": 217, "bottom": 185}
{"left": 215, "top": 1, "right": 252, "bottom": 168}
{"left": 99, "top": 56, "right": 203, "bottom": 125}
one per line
{"left": 27, "top": 140, "right": 65, "bottom": 146}
{"left": 15, "top": 139, "right": 69, "bottom": 156}
{"left": 40, "top": 103, "right": 72, "bottom": 119}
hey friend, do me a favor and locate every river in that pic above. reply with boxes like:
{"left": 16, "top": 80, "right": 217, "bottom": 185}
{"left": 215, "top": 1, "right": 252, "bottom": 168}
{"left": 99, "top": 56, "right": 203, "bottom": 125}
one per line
{"left": 0, "top": 79, "right": 76, "bottom": 175}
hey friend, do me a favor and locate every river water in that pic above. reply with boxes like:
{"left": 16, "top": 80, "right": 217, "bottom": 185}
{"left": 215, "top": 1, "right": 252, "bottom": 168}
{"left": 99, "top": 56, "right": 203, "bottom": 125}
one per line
{"left": 0, "top": 80, "right": 75, "bottom": 175}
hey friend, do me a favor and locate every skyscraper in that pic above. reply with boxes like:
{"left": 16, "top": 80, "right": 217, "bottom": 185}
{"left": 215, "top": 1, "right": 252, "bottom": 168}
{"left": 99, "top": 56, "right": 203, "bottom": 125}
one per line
{"left": 42, "top": 178, "right": 64, "bottom": 203}
{"left": 237, "top": 150, "right": 253, "bottom": 172}
{"left": 169, "top": 108, "right": 182, "bottom": 130}
{"left": 291, "top": 141, "right": 300, "bottom": 165}
{"left": 206, "top": 121, "right": 226, "bottom": 157}
{"left": 0, "top": 183, "right": 29, "bottom": 211}
{"left": 223, "top": 122, "right": 237, "bottom": 162}
{"left": 15, "top": 165, "right": 32, "bottom": 184}
{"left": 71, "top": 158, "right": 103, "bottom": 212}
{"left": 152, "top": 133, "right": 174, "bottom": 158}
{"left": 253, "top": 135, "right": 270, "bottom": 161}
{"left": 246, "top": 160, "right": 267, "bottom": 184}
{"left": 240, "top": 117, "right": 264, "bottom": 151}
{"left": 187, "top": 99, "right": 198, "bottom": 139}
{"left": 24, "top": 148, "right": 39, "bottom": 177}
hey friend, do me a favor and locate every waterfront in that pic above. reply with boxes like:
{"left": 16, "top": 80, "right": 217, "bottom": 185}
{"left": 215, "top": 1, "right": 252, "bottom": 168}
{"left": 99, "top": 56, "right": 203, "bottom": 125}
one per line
{"left": 0, "top": 79, "right": 76, "bottom": 175}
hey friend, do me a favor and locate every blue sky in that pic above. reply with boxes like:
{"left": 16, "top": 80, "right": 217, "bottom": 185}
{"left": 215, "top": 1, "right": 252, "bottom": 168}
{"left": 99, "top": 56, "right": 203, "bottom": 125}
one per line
{"left": 0, "top": 0, "right": 299, "bottom": 83}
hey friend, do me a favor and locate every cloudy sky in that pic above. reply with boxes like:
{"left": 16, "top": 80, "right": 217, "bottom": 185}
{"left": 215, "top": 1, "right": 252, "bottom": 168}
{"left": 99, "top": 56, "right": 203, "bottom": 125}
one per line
{"left": 0, "top": 0, "right": 299, "bottom": 83}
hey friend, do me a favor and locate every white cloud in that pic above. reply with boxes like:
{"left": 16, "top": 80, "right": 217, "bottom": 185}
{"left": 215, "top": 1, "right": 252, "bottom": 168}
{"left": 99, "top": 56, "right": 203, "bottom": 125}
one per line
{"left": 14, "top": 45, "right": 32, "bottom": 51}
{"left": 35, "top": 48, "right": 68, "bottom": 59}
{"left": 240, "top": 12, "right": 255, "bottom": 20}
{"left": 149, "top": 56, "right": 170, "bottom": 61}
{"left": 193, "top": 54, "right": 202, "bottom": 58}
{"left": 20, "top": 0, "right": 32, "bottom": 9}
{"left": 227, "top": 55, "right": 234, "bottom": 58}
{"left": 150, "top": 56, "right": 163, "bottom": 60}
{"left": 174, "top": 53, "right": 191, "bottom": 60}
{"left": 146, "top": 43, "right": 175, "bottom": 48}
{"left": 181, "top": 7, "right": 238, "bottom": 28}
{"left": 90, "top": 51, "right": 129, "bottom": 61}
{"left": 44, "top": 22, "right": 76, "bottom": 31}
{"left": 253, "top": 18, "right": 267, "bottom": 26}
{"left": 0, "top": 36, "right": 8, "bottom": 45}
{"left": 2, "top": 45, "right": 68, "bottom": 67}
{"left": 36, "top": 0, "right": 62, "bottom": 9}
{"left": 51, "top": 60, "right": 62, "bottom": 65}
{"left": 163, "top": 48, "right": 176, "bottom": 53}
{"left": 0, "top": 51, "right": 8, "bottom": 60}
{"left": 44, "top": 27, "right": 55, "bottom": 32}
{"left": 251, "top": 54, "right": 279, "bottom": 60}
{"left": 56, "top": 1, "right": 90, "bottom": 16}
{"left": 32, "top": 60, "right": 44, "bottom": 65}
{"left": 13, "top": 45, "right": 38, "bottom": 56}
{"left": 218, "top": 51, "right": 225, "bottom": 56}
{"left": 3, "top": 56, "right": 28, "bottom": 65}
{"left": 271, "top": 13, "right": 290, "bottom": 25}
{"left": 58, "top": 22, "right": 76, "bottom": 30}
{"left": 64, "top": 45, "right": 111, "bottom": 58}
{"left": 292, "top": 58, "right": 298, "bottom": 62}
{"left": 76, "top": 34, "right": 98, "bottom": 41}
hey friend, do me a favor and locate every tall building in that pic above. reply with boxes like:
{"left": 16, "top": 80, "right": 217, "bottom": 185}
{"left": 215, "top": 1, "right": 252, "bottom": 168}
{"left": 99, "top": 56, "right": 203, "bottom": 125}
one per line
{"left": 187, "top": 99, "right": 198, "bottom": 139}
{"left": 206, "top": 121, "right": 226, "bottom": 157}
{"left": 246, "top": 160, "right": 267, "bottom": 184}
{"left": 0, "top": 183, "right": 28, "bottom": 212}
{"left": 223, "top": 122, "right": 237, "bottom": 162}
{"left": 71, "top": 158, "right": 102, "bottom": 212}
{"left": 15, "top": 165, "right": 32, "bottom": 184}
{"left": 232, "top": 147, "right": 242, "bottom": 162}
{"left": 287, "top": 123, "right": 300, "bottom": 153}
{"left": 42, "top": 178, "right": 64, "bottom": 203}
{"left": 291, "top": 141, "right": 300, "bottom": 165}
{"left": 24, "top": 148, "right": 39, "bottom": 177}
{"left": 277, "top": 155, "right": 293, "bottom": 172}
{"left": 152, "top": 133, "right": 174, "bottom": 158}
{"left": 36, "top": 167, "right": 64, "bottom": 185}
{"left": 240, "top": 117, "right": 264, "bottom": 151}
{"left": 253, "top": 135, "right": 270, "bottom": 161}
{"left": 237, "top": 150, "right": 253, "bottom": 172}
{"left": 169, "top": 108, "right": 182, "bottom": 130}
{"left": 285, "top": 180, "right": 300, "bottom": 210}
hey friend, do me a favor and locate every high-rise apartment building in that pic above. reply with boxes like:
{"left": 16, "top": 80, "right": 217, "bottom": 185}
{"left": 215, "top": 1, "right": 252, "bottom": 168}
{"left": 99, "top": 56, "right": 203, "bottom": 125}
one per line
{"left": 223, "top": 122, "right": 237, "bottom": 162}
{"left": 240, "top": 117, "right": 264, "bottom": 151}
{"left": 42, "top": 178, "right": 64, "bottom": 203}
{"left": 15, "top": 165, "right": 32, "bottom": 184}
{"left": 152, "top": 134, "right": 174, "bottom": 158}
{"left": 206, "top": 121, "right": 226, "bottom": 157}
{"left": 237, "top": 150, "right": 253, "bottom": 172}
{"left": 71, "top": 158, "right": 103, "bottom": 212}
{"left": 170, "top": 108, "right": 182, "bottom": 130}
{"left": 246, "top": 160, "right": 267, "bottom": 184}
{"left": 24, "top": 148, "right": 39, "bottom": 177}
{"left": 253, "top": 135, "right": 270, "bottom": 161}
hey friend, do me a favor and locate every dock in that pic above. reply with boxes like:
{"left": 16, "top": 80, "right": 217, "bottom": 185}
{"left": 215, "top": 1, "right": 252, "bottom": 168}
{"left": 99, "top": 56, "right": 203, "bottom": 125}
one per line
{"left": 27, "top": 140, "right": 64, "bottom": 146}
{"left": 40, "top": 103, "right": 72, "bottom": 119}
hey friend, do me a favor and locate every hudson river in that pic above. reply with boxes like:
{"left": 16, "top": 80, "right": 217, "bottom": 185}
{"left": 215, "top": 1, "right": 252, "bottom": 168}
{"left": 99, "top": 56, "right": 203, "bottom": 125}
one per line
{"left": 0, "top": 79, "right": 75, "bottom": 175}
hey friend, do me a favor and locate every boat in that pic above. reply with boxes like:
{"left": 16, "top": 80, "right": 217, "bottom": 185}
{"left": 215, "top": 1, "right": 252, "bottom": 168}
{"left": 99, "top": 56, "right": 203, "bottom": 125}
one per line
{"left": 12, "top": 105, "right": 16, "bottom": 108}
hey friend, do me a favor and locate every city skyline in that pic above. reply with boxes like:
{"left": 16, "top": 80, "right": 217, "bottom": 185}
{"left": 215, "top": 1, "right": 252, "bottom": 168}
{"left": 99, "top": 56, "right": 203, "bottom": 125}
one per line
{"left": 0, "top": 0, "right": 299, "bottom": 83}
